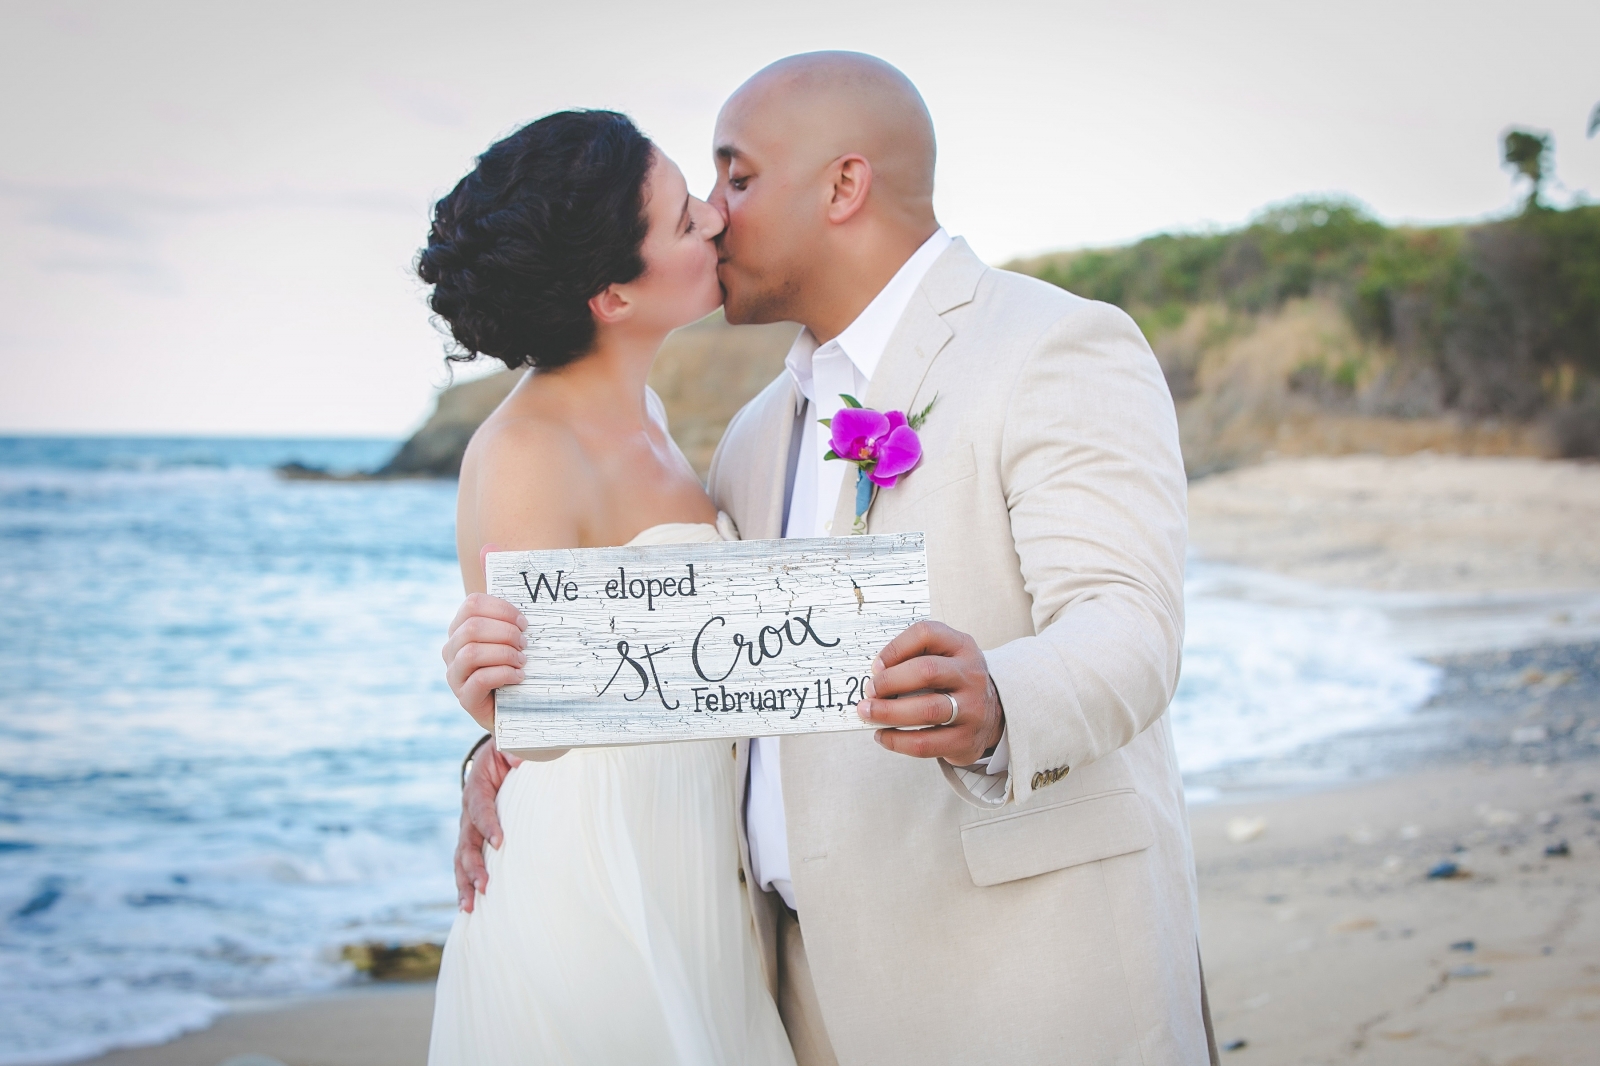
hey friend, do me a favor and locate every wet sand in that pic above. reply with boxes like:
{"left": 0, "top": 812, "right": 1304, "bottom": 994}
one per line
{"left": 1195, "top": 758, "right": 1600, "bottom": 1064}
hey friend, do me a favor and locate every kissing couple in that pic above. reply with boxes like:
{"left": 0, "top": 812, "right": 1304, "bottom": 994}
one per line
{"left": 422, "top": 51, "right": 1218, "bottom": 1066}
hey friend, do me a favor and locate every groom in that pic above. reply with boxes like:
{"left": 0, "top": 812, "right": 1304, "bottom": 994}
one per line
{"left": 456, "top": 53, "right": 1216, "bottom": 1065}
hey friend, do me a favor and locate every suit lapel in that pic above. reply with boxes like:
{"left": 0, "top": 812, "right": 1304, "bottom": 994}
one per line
{"left": 721, "top": 374, "right": 802, "bottom": 542}
{"left": 829, "top": 238, "right": 988, "bottom": 534}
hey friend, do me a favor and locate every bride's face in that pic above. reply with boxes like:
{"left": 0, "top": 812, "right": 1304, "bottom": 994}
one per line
{"left": 620, "top": 150, "right": 725, "bottom": 333}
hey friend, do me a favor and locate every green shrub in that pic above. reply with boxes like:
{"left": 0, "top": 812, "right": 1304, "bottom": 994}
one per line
{"left": 1012, "top": 200, "right": 1600, "bottom": 453}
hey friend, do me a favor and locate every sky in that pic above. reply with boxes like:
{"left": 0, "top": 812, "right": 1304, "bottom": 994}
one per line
{"left": 1, "top": 0, "right": 1596, "bottom": 438}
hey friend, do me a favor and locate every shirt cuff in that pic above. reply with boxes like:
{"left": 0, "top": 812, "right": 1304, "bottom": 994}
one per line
{"left": 946, "top": 727, "right": 1011, "bottom": 806}
{"left": 974, "top": 728, "right": 1010, "bottom": 775}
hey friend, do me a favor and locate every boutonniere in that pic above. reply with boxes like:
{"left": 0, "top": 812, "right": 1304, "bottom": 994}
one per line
{"left": 821, "top": 394, "right": 937, "bottom": 533}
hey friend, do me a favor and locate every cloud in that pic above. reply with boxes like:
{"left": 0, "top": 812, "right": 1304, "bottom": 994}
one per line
{"left": 40, "top": 197, "right": 151, "bottom": 243}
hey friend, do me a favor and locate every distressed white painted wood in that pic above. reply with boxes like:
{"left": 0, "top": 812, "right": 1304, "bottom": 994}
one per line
{"left": 487, "top": 534, "right": 929, "bottom": 752}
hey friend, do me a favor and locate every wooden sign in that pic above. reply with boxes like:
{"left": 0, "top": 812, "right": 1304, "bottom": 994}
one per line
{"left": 486, "top": 533, "right": 929, "bottom": 752}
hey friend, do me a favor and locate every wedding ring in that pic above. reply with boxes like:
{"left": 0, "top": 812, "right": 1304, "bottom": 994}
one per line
{"left": 941, "top": 693, "right": 959, "bottom": 727}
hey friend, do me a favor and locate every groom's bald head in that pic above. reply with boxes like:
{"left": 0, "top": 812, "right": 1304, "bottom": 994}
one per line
{"left": 711, "top": 52, "right": 939, "bottom": 332}
{"left": 721, "top": 52, "right": 936, "bottom": 211}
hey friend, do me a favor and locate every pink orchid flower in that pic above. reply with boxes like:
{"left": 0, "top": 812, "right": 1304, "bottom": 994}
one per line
{"left": 827, "top": 406, "right": 923, "bottom": 488}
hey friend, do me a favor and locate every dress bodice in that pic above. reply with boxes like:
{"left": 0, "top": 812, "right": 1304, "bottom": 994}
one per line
{"left": 625, "top": 512, "right": 739, "bottom": 546}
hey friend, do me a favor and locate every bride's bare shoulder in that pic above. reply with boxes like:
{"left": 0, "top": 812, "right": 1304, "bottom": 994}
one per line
{"left": 460, "top": 401, "right": 594, "bottom": 509}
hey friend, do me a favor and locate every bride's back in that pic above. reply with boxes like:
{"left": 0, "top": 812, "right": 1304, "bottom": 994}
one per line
{"left": 414, "top": 109, "right": 728, "bottom": 592}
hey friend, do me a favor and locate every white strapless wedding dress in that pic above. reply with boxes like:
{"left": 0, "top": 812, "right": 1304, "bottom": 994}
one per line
{"left": 428, "top": 518, "right": 795, "bottom": 1066}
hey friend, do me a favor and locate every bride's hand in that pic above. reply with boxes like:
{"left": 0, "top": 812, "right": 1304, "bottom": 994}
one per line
{"left": 442, "top": 593, "right": 528, "bottom": 731}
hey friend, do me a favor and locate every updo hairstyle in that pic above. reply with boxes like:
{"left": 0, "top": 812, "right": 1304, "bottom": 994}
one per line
{"left": 416, "top": 110, "right": 655, "bottom": 371}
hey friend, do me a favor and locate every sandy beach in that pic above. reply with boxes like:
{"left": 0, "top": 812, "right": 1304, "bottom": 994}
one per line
{"left": 1196, "top": 759, "right": 1600, "bottom": 1062}
{"left": 81, "top": 986, "right": 434, "bottom": 1066}
{"left": 84, "top": 760, "right": 1599, "bottom": 1066}
{"left": 1187, "top": 454, "right": 1600, "bottom": 594}
{"left": 77, "top": 454, "right": 1600, "bottom": 1066}
{"left": 1187, "top": 455, "right": 1600, "bottom": 1063}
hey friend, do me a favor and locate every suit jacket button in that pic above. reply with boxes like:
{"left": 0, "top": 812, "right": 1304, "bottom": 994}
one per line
{"left": 738, "top": 867, "right": 747, "bottom": 885}
{"left": 731, "top": 742, "right": 737, "bottom": 758}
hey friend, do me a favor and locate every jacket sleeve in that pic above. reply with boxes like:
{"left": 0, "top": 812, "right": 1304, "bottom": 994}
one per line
{"left": 977, "top": 300, "right": 1188, "bottom": 806}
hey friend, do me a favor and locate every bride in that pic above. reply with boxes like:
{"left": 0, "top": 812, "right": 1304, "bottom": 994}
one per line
{"left": 417, "top": 110, "right": 794, "bottom": 1065}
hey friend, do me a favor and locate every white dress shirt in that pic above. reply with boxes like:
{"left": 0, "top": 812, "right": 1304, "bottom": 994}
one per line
{"left": 745, "top": 228, "right": 1010, "bottom": 911}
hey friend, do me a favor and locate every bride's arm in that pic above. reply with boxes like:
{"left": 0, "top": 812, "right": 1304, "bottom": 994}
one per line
{"left": 448, "top": 416, "right": 594, "bottom": 729}
{"left": 445, "top": 601, "right": 530, "bottom": 911}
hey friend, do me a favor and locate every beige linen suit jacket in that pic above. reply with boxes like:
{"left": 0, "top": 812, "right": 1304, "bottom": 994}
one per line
{"left": 708, "top": 239, "right": 1213, "bottom": 1065}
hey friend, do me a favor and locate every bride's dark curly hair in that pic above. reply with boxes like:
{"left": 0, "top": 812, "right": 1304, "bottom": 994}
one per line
{"left": 416, "top": 110, "right": 655, "bottom": 371}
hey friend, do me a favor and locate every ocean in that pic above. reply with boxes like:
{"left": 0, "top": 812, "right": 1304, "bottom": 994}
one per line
{"left": 0, "top": 436, "right": 1439, "bottom": 1065}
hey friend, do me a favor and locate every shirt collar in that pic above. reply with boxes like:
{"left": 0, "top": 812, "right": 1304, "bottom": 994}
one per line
{"left": 784, "top": 227, "right": 953, "bottom": 404}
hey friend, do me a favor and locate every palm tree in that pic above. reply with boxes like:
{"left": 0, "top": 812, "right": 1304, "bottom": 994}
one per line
{"left": 1502, "top": 128, "right": 1552, "bottom": 212}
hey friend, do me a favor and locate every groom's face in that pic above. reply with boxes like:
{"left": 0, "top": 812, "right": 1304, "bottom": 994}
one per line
{"left": 709, "top": 96, "right": 823, "bottom": 326}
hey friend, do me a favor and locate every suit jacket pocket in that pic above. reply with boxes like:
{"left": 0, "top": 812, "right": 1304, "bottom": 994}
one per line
{"left": 959, "top": 788, "right": 1154, "bottom": 887}
{"left": 897, "top": 441, "right": 977, "bottom": 507}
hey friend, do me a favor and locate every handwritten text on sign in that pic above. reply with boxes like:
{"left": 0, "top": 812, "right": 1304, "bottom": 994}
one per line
{"left": 486, "top": 534, "right": 929, "bottom": 752}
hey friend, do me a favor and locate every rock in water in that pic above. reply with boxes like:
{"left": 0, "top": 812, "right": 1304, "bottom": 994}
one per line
{"left": 341, "top": 940, "right": 445, "bottom": 981}
{"left": 275, "top": 460, "right": 336, "bottom": 480}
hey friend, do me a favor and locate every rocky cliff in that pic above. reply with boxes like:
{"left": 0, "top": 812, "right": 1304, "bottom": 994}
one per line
{"left": 375, "top": 368, "right": 526, "bottom": 477}
{"left": 375, "top": 313, "right": 797, "bottom": 479}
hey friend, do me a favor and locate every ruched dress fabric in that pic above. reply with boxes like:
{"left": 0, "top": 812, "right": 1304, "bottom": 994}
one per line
{"left": 428, "top": 516, "right": 794, "bottom": 1066}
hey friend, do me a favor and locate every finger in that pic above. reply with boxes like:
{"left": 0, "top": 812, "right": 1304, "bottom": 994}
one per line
{"left": 447, "top": 593, "right": 525, "bottom": 641}
{"left": 454, "top": 851, "right": 475, "bottom": 911}
{"left": 875, "top": 725, "right": 980, "bottom": 761}
{"left": 874, "top": 620, "right": 963, "bottom": 670}
{"left": 445, "top": 642, "right": 527, "bottom": 687}
{"left": 868, "top": 652, "right": 965, "bottom": 700}
{"left": 455, "top": 838, "right": 483, "bottom": 908}
{"left": 458, "top": 836, "right": 489, "bottom": 897}
{"left": 455, "top": 668, "right": 524, "bottom": 726}
{"left": 455, "top": 817, "right": 488, "bottom": 906}
{"left": 442, "top": 617, "right": 528, "bottom": 664}
{"left": 857, "top": 691, "right": 962, "bottom": 729}
{"left": 875, "top": 725, "right": 948, "bottom": 759}
{"left": 466, "top": 778, "right": 505, "bottom": 850}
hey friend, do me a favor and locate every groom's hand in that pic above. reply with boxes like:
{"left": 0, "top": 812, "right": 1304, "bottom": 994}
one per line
{"left": 454, "top": 742, "right": 518, "bottom": 911}
{"left": 856, "top": 621, "right": 1005, "bottom": 765}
